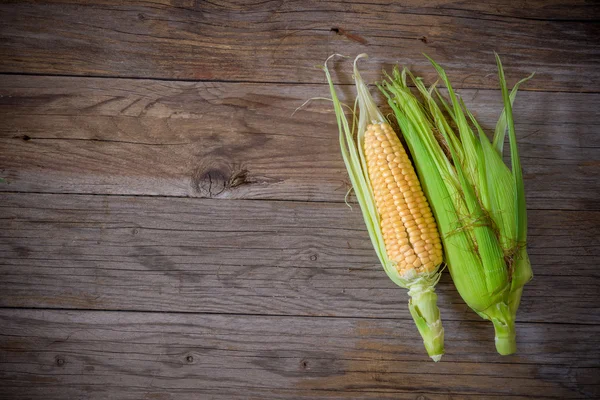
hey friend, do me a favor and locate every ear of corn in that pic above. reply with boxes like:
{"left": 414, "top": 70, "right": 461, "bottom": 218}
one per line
{"left": 321, "top": 54, "right": 445, "bottom": 361}
{"left": 379, "top": 54, "right": 533, "bottom": 355}
{"left": 364, "top": 122, "right": 443, "bottom": 275}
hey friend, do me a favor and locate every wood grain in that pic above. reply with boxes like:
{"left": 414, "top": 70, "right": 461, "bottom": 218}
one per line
{"left": 1, "top": 76, "right": 598, "bottom": 209}
{"left": 0, "top": 309, "right": 598, "bottom": 400}
{"left": 0, "top": 1, "right": 598, "bottom": 91}
{"left": 1, "top": 2, "right": 598, "bottom": 398}
{"left": 1, "top": 193, "right": 598, "bottom": 323}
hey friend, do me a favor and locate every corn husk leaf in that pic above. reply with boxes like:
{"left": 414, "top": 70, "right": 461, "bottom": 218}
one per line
{"left": 380, "top": 54, "right": 533, "bottom": 355}
{"left": 320, "top": 54, "right": 445, "bottom": 361}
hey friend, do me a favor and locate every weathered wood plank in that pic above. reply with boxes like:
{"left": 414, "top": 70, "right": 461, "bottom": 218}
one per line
{"left": 0, "top": 1, "right": 598, "bottom": 91}
{"left": 0, "top": 309, "right": 598, "bottom": 399}
{"left": 1, "top": 193, "right": 598, "bottom": 323}
{"left": 1, "top": 76, "right": 598, "bottom": 209}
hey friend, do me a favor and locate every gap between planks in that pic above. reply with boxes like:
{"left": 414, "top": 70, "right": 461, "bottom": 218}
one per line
{"left": 1, "top": 72, "right": 598, "bottom": 95}
{"left": 0, "top": 306, "right": 597, "bottom": 327}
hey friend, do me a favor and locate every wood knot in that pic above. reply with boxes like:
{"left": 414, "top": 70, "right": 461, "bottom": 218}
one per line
{"left": 419, "top": 36, "right": 428, "bottom": 44}
{"left": 191, "top": 158, "right": 251, "bottom": 198}
{"left": 310, "top": 254, "right": 318, "bottom": 262}
{"left": 55, "top": 357, "right": 65, "bottom": 366}
{"left": 186, "top": 355, "right": 194, "bottom": 363}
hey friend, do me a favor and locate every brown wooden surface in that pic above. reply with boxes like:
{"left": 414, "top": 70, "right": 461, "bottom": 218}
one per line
{"left": 1, "top": 193, "right": 598, "bottom": 324}
{"left": 1, "top": 76, "right": 598, "bottom": 209}
{"left": 1, "top": 1, "right": 599, "bottom": 399}
{"left": 1, "top": 310, "right": 598, "bottom": 399}
{"left": 1, "top": 1, "right": 599, "bottom": 91}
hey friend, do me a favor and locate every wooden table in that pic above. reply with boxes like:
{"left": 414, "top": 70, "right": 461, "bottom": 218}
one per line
{"left": 1, "top": 1, "right": 599, "bottom": 399}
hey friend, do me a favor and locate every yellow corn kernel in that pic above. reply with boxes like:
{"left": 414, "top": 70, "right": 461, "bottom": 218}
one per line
{"left": 364, "top": 122, "right": 443, "bottom": 276}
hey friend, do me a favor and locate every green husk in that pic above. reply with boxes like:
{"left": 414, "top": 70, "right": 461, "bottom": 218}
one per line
{"left": 379, "top": 54, "right": 533, "bottom": 355}
{"left": 321, "top": 54, "right": 445, "bottom": 361}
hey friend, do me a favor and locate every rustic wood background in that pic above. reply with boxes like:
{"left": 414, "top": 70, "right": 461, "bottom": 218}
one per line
{"left": 1, "top": 1, "right": 599, "bottom": 399}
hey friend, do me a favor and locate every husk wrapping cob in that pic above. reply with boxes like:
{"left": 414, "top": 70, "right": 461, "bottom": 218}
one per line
{"left": 378, "top": 54, "right": 533, "bottom": 355}
{"left": 322, "top": 54, "right": 445, "bottom": 361}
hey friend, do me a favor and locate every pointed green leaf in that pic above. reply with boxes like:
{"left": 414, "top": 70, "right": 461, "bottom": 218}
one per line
{"left": 495, "top": 53, "right": 527, "bottom": 245}
{"left": 493, "top": 72, "right": 535, "bottom": 155}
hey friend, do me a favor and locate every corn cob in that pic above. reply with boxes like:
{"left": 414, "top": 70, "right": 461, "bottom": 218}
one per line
{"left": 322, "top": 55, "right": 445, "bottom": 361}
{"left": 364, "top": 122, "right": 443, "bottom": 276}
